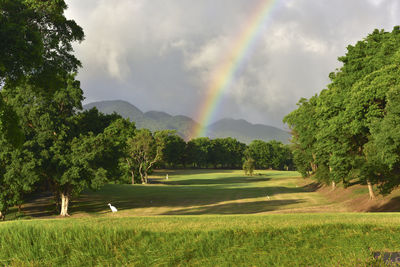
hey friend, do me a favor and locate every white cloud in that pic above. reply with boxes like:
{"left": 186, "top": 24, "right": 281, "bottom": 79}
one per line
{"left": 367, "top": 0, "right": 386, "bottom": 6}
{"left": 65, "top": 0, "right": 400, "bottom": 128}
{"left": 186, "top": 37, "right": 229, "bottom": 70}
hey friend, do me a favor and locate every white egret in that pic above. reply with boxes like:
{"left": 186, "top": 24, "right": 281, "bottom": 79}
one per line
{"left": 108, "top": 203, "right": 118, "bottom": 212}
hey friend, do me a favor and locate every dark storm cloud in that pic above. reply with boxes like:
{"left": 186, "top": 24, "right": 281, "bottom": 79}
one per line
{"left": 65, "top": 0, "right": 400, "bottom": 128}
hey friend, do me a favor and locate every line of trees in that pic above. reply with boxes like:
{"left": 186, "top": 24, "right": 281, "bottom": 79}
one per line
{"left": 284, "top": 26, "right": 400, "bottom": 199}
{"left": 160, "top": 136, "right": 294, "bottom": 171}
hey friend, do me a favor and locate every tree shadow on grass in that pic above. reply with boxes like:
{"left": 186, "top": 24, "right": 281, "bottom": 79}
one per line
{"left": 15, "top": 192, "right": 58, "bottom": 218}
{"left": 14, "top": 174, "right": 319, "bottom": 218}
{"left": 368, "top": 196, "right": 400, "bottom": 212}
{"left": 160, "top": 176, "right": 271, "bottom": 185}
{"left": 161, "top": 199, "right": 305, "bottom": 215}
{"left": 154, "top": 169, "right": 238, "bottom": 176}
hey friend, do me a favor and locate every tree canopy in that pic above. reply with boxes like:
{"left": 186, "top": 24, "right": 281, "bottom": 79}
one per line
{"left": 0, "top": 0, "right": 84, "bottom": 85}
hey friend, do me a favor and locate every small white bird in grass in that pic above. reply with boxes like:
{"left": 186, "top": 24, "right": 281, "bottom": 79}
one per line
{"left": 266, "top": 195, "right": 271, "bottom": 200}
{"left": 108, "top": 203, "right": 118, "bottom": 213}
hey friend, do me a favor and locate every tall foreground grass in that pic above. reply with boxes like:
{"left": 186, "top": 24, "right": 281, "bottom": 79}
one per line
{"left": 1, "top": 213, "right": 400, "bottom": 266}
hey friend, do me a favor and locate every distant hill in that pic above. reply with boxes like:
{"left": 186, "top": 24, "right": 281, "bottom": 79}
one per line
{"left": 84, "top": 100, "right": 143, "bottom": 119}
{"left": 207, "top": 118, "right": 291, "bottom": 144}
{"left": 83, "top": 100, "right": 291, "bottom": 144}
{"left": 83, "top": 100, "right": 199, "bottom": 139}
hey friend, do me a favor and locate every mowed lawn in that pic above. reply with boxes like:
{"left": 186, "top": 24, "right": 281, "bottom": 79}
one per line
{"left": 69, "top": 169, "right": 338, "bottom": 217}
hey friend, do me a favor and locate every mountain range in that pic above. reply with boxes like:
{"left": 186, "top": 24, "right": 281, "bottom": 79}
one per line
{"left": 83, "top": 100, "right": 291, "bottom": 144}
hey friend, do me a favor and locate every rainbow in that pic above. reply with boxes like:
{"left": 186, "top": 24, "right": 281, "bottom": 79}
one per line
{"left": 189, "top": 0, "right": 280, "bottom": 139}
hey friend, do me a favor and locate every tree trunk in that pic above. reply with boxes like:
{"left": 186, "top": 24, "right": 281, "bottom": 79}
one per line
{"left": 138, "top": 163, "right": 145, "bottom": 184}
{"left": 145, "top": 172, "right": 148, "bottom": 184}
{"left": 18, "top": 204, "right": 22, "bottom": 213}
{"left": 328, "top": 165, "right": 336, "bottom": 191}
{"left": 60, "top": 192, "right": 70, "bottom": 216}
{"left": 131, "top": 170, "right": 135, "bottom": 185}
{"left": 367, "top": 181, "right": 376, "bottom": 200}
{"left": 310, "top": 162, "right": 317, "bottom": 173}
{"left": 311, "top": 153, "right": 317, "bottom": 172}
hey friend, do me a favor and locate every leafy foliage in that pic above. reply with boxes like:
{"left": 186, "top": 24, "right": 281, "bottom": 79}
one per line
{"left": 0, "top": 0, "right": 84, "bottom": 85}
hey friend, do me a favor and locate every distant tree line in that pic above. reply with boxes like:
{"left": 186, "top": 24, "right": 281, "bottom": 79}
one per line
{"left": 284, "top": 26, "right": 400, "bottom": 199}
{"left": 160, "top": 136, "right": 294, "bottom": 171}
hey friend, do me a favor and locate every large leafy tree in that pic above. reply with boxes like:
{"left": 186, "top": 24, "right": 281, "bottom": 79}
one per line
{"left": 2, "top": 76, "right": 121, "bottom": 216}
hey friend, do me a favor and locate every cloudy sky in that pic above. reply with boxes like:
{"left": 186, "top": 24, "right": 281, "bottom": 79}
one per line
{"left": 64, "top": 0, "right": 400, "bottom": 129}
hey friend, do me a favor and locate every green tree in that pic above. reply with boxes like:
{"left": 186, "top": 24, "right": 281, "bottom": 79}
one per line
{"left": 207, "top": 138, "right": 245, "bottom": 168}
{"left": 126, "top": 129, "right": 166, "bottom": 184}
{"left": 161, "top": 133, "right": 186, "bottom": 168}
{"left": 185, "top": 137, "right": 212, "bottom": 168}
{"left": 243, "top": 158, "right": 255, "bottom": 176}
{"left": 2, "top": 75, "right": 120, "bottom": 216}
{"left": 245, "top": 140, "right": 272, "bottom": 169}
{"left": 102, "top": 118, "right": 136, "bottom": 184}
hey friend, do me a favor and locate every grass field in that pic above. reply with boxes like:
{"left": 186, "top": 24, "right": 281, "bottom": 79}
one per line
{"left": 2, "top": 170, "right": 400, "bottom": 266}
{"left": 12, "top": 169, "right": 339, "bottom": 218}
{"left": 72, "top": 169, "right": 340, "bottom": 217}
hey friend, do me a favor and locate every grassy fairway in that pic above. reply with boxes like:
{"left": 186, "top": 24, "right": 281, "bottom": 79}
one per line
{"left": 68, "top": 169, "right": 337, "bottom": 217}
{"left": 1, "top": 214, "right": 400, "bottom": 266}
